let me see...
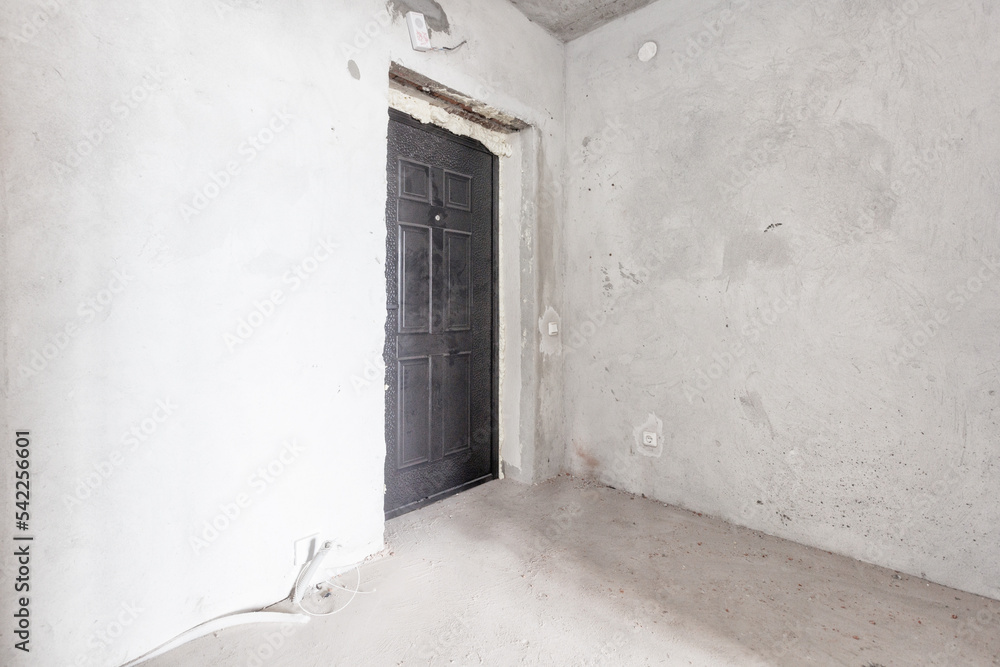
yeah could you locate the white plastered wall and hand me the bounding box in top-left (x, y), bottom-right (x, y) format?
top-left (0, 1), bottom-right (565, 665)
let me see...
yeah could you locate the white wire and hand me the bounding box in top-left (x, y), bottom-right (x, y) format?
top-left (318, 580), bottom-right (376, 594)
top-left (120, 612), bottom-right (309, 666)
top-left (296, 566), bottom-right (362, 617)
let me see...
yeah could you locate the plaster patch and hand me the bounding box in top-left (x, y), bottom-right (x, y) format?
top-left (538, 306), bottom-right (562, 356)
top-left (387, 87), bottom-right (512, 157)
top-left (739, 391), bottom-right (775, 438)
top-left (388, 0), bottom-right (450, 33)
top-left (721, 230), bottom-right (791, 281)
top-left (633, 412), bottom-right (664, 457)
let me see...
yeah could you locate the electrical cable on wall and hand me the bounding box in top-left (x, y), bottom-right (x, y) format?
top-left (291, 541), bottom-right (372, 617)
top-left (432, 40), bottom-right (467, 52)
top-left (119, 613), bottom-right (309, 667)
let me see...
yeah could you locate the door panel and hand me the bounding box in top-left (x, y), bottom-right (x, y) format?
top-left (398, 357), bottom-right (432, 468)
top-left (398, 224), bottom-right (431, 333)
top-left (444, 230), bottom-right (472, 331)
top-left (399, 160), bottom-right (431, 201)
top-left (384, 109), bottom-right (497, 519)
top-left (445, 171), bottom-right (472, 210)
top-left (441, 352), bottom-right (472, 456)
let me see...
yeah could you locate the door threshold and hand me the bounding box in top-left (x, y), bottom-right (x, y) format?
top-left (385, 473), bottom-right (495, 520)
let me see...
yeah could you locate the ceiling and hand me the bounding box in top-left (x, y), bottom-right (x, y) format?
top-left (508, 0), bottom-right (661, 42)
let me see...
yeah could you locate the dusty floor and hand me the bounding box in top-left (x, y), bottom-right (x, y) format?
top-left (143, 476), bottom-right (1000, 666)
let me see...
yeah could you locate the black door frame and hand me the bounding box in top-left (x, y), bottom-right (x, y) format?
top-left (384, 108), bottom-right (500, 519)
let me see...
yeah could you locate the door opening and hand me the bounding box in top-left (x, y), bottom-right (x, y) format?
top-left (383, 108), bottom-right (499, 519)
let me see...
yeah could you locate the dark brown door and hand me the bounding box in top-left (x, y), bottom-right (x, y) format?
top-left (384, 109), bottom-right (497, 519)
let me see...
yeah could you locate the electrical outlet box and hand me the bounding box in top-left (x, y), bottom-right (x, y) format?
top-left (405, 11), bottom-right (432, 51)
top-left (294, 533), bottom-right (318, 566)
top-left (642, 431), bottom-right (657, 448)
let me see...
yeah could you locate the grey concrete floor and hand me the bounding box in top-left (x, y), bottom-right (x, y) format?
top-left (143, 476), bottom-right (1000, 666)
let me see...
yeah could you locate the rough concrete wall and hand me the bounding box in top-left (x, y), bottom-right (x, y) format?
top-left (0, 0), bottom-right (563, 664)
top-left (503, 124), bottom-right (568, 484)
top-left (534, 124), bottom-right (569, 481)
top-left (507, 0), bottom-right (661, 42)
top-left (564, 0), bottom-right (1000, 599)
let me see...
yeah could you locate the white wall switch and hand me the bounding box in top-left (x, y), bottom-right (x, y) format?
top-left (548, 321), bottom-right (559, 336)
top-left (405, 11), bottom-right (432, 52)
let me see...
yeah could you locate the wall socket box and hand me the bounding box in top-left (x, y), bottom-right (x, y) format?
top-left (294, 533), bottom-right (319, 566)
top-left (642, 431), bottom-right (657, 448)
top-left (405, 11), bottom-right (432, 51)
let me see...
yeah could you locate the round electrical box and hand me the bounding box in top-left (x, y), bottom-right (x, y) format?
top-left (638, 41), bottom-right (657, 62)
